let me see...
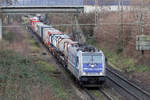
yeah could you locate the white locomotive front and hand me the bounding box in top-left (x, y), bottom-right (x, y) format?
top-left (28, 16), bottom-right (106, 87)
top-left (79, 51), bottom-right (106, 86)
top-left (67, 45), bottom-right (106, 87)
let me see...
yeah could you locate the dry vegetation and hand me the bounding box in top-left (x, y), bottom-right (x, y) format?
top-left (0, 18), bottom-right (80, 100)
top-left (46, 11), bottom-right (150, 70)
top-left (93, 0), bottom-right (150, 89)
top-left (45, 0), bottom-right (150, 89)
top-left (95, 2), bottom-right (150, 67)
top-left (46, 14), bottom-right (74, 34)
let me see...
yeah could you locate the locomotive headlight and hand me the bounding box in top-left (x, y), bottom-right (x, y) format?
top-left (99, 72), bottom-right (103, 75)
top-left (91, 64), bottom-right (95, 68)
top-left (83, 72), bottom-right (86, 75)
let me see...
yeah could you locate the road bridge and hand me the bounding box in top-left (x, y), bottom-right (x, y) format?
top-left (0, 6), bottom-right (84, 13)
top-left (0, 0), bottom-right (84, 13)
top-left (0, 0), bottom-right (84, 40)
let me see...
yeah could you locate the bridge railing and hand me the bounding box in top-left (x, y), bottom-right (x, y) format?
top-left (0, 0), bottom-right (84, 7)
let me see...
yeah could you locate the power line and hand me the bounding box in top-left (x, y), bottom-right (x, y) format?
top-left (3, 22), bottom-right (150, 28)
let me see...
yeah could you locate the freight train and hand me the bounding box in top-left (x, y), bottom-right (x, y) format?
top-left (25, 16), bottom-right (106, 87)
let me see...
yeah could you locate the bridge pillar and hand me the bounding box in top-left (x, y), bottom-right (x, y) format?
top-left (0, 18), bottom-right (2, 40)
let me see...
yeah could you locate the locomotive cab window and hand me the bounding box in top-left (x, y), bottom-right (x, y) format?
top-left (82, 53), bottom-right (102, 64)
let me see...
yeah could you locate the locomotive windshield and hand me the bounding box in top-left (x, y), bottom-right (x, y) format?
top-left (82, 53), bottom-right (102, 64)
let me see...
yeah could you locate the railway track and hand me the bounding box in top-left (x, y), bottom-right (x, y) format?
top-left (84, 89), bottom-right (99, 100)
top-left (106, 67), bottom-right (150, 100)
top-left (28, 25), bottom-right (150, 100)
top-left (85, 88), bottom-right (116, 100)
top-left (29, 26), bottom-right (119, 100)
top-left (100, 89), bottom-right (115, 100)
top-left (28, 27), bottom-right (102, 100)
top-left (84, 89), bottom-right (115, 100)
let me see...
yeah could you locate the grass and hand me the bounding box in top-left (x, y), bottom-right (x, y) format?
top-left (127, 65), bottom-right (149, 73)
top-left (49, 77), bottom-right (70, 99)
top-left (87, 37), bottom-right (97, 46)
top-left (36, 60), bottom-right (56, 72)
top-left (27, 35), bottom-right (74, 100)
top-left (0, 49), bottom-right (74, 100)
top-left (0, 50), bottom-right (38, 99)
top-left (29, 39), bottom-right (40, 52)
top-left (0, 23), bottom-right (78, 99)
top-left (0, 32), bottom-right (76, 100)
top-left (93, 90), bottom-right (104, 100)
top-left (101, 47), bottom-right (149, 73)
top-left (35, 60), bottom-right (73, 100)
top-left (87, 38), bottom-right (149, 73)
top-left (3, 31), bottom-right (16, 42)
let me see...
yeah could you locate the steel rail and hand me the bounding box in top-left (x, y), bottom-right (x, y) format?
top-left (28, 26), bottom-right (100, 100)
top-left (106, 67), bottom-right (150, 100)
top-left (23, 21), bottom-right (150, 100)
top-left (84, 89), bottom-right (99, 100)
top-left (99, 89), bottom-right (115, 100)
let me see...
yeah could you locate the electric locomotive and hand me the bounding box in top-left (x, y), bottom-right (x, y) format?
top-left (27, 16), bottom-right (106, 87)
top-left (67, 45), bottom-right (106, 87)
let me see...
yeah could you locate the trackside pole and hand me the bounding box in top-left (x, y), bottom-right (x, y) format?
top-left (0, 18), bottom-right (2, 40)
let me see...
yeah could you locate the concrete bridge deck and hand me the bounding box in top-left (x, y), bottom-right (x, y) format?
top-left (0, 6), bottom-right (84, 13)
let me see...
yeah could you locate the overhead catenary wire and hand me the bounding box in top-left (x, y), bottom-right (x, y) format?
top-left (3, 0), bottom-right (150, 49)
top-left (2, 22), bottom-right (150, 27)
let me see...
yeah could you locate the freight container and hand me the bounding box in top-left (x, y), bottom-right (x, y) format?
top-left (34, 22), bottom-right (43, 34)
top-left (37, 24), bottom-right (51, 38)
top-left (51, 34), bottom-right (70, 49)
top-left (43, 28), bottom-right (51, 45)
top-left (58, 39), bottom-right (78, 56)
